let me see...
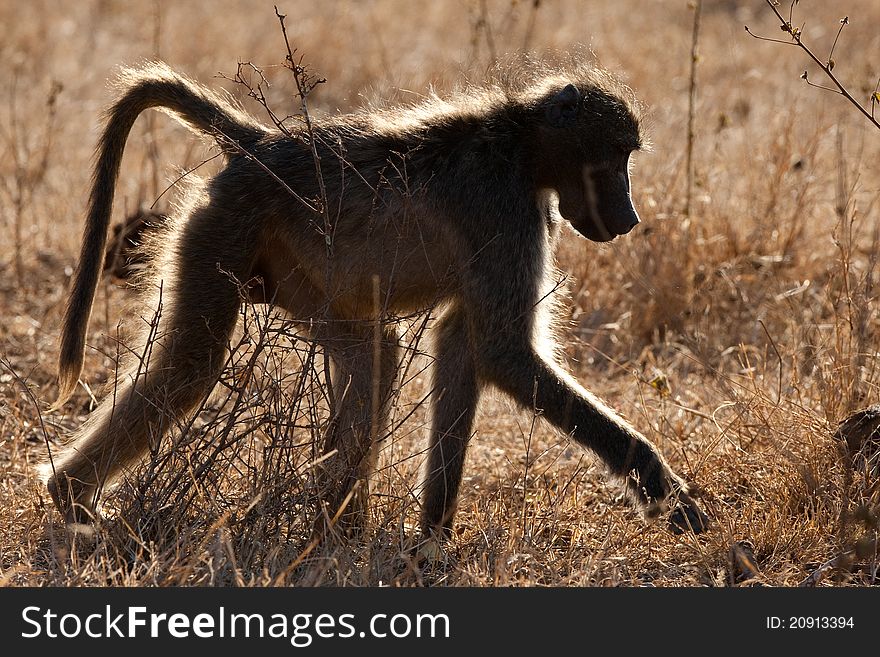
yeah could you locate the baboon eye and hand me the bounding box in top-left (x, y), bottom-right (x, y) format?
top-left (605, 151), bottom-right (628, 170)
top-left (616, 148), bottom-right (637, 167)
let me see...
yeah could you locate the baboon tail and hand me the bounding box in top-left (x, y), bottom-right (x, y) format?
top-left (55, 62), bottom-right (267, 407)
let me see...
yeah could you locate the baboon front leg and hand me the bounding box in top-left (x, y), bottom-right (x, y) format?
top-left (317, 326), bottom-right (400, 531)
top-left (481, 344), bottom-right (708, 533)
top-left (420, 306), bottom-right (479, 539)
top-left (47, 206), bottom-right (247, 523)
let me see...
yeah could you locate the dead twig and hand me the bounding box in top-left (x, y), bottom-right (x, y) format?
top-left (745, 1), bottom-right (880, 131)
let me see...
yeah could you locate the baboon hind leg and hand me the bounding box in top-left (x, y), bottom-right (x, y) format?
top-left (47, 205), bottom-right (248, 523)
top-left (316, 324), bottom-right (400, 533)
top-left (420, 305), bottom-right (480, 540)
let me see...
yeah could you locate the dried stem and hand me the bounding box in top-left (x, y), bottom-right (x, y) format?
top-left (684, 0), bottom-right (702, 218)
top-left (746, 1), bottom-right (880, 131)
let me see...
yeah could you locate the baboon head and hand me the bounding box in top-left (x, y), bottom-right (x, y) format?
top-left (537, 81), bottom-right (643, 243)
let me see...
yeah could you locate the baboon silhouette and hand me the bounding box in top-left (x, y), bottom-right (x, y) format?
top-left (47, 61), bottom-right (708, 544)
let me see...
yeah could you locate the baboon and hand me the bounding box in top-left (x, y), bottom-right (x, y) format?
top-left (47, 61), bottom-right (708, 544)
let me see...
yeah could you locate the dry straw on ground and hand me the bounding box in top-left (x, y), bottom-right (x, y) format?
top-left (0, 0), bottom-right (878, 586)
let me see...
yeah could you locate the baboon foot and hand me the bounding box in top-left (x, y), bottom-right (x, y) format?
top-left (666, 490), bottom-right (709, 535)
top-left (412, 534), bottom-right (456, 585)
top-left (415, 534), bottom-right (445, 566)
top-left (46, 472), bottom-right (98, 528)
top-left (317, 479), bottom-right (371, 539)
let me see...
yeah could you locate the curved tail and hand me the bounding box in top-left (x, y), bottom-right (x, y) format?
top-left (55, 62), bottom-right (267, 406)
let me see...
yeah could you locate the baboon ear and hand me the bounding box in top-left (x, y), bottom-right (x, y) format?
top-left (545, 83), bottom-right (581, 128)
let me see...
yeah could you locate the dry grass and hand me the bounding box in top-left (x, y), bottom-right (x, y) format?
top-left (1, 0), bottom-right (879, 587)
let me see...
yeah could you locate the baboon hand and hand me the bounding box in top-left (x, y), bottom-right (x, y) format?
top-left (667, 489), bottom-right (709, 534)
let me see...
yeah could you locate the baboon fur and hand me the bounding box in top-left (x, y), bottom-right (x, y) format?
top-left (47, 60), bottom-right (708, 541)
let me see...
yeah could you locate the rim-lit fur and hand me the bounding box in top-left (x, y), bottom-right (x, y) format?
top-left (47, 60), bottom-right (706, 538)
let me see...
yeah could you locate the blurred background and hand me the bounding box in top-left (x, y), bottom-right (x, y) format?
top-left (1, 0), bottom-right (878, 586)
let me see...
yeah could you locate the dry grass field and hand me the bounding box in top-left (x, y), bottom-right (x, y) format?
top-left (1, 0), bottom-right (879, 587)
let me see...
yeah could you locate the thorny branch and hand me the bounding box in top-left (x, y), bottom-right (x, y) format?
top-left (745, 0), bottom-right (880, 131)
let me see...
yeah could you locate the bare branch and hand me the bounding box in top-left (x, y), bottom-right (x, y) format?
top-left (749, 0), bottom-right (880, 131)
